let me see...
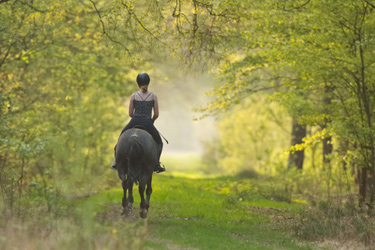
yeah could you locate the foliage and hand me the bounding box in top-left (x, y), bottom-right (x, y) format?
top-left (195, 0), bottom-right (375, 205)
top-left (2, 0), bottom-right (375, 248)
top-left (89, 0), bottom-right (247, 70)
top-left (208, 94), bottom-right (291, 175)
top-left (0, 0), bottom-right (141, 215)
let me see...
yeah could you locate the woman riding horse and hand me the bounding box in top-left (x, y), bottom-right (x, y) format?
top-left (112, 72), bottom-right (165, 173)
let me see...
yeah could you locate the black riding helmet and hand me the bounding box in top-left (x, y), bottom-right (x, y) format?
top-left (136, 72), bottom-right (150, 87)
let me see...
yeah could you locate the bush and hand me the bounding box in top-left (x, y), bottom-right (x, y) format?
top-left (292, 199), bottom-right (375, 248)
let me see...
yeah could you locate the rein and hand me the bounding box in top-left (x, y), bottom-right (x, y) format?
top-left (159, 132), bottom-right (169, 144)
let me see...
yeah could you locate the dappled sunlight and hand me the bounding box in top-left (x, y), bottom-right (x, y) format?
top-left (2, 0), bottom-right (375, 249)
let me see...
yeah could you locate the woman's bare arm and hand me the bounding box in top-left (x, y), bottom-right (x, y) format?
top-left (152, 94), bottom-right (159, 122)
top-left (129, 94), bottom-right (135, 117)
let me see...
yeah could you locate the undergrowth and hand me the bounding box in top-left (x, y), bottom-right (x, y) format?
top-left (1, 152), bottom-right (374, 250)
top-left (290, 199), bottom-right (375, 248)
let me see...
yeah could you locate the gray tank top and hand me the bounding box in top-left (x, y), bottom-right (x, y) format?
top-left (133, 92), bottom-right (154, 119)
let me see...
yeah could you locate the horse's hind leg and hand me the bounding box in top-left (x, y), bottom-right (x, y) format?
top-left (121, 178), bottom-right (127, 209)
top-left (139, 182), bottom-right (148, 219)
top-left (139, 177), bottom-right (152, 219)
top-left (123, 178), bottom-right (134, 216)
top-left (146, 176), bottom-right (152, 205)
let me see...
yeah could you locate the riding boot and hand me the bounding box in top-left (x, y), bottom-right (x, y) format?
top-left (154, 143), bottom-right (166, 173)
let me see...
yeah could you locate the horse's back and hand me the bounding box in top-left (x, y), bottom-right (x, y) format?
top-left (116, 128), bottom-right (158, 167)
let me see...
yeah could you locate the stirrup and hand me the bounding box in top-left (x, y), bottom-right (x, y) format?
top-left (155, 162), bottom-right (166, 173)
top-left (110, 160), bottom-right (117, 170)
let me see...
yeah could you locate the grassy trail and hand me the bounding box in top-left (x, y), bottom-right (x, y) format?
top-left (75, 173), bottom-right (323, 250)
top-left (146, 175), bottom-right (316, 250)
top-left (1, 154), bottom-right (327, 250)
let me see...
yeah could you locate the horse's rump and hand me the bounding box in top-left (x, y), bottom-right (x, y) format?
top-left (116, 128), bottom-right (157, 184)
top-left (127, 135), bottom-right (143, 183)
top-left (128, 135), bottom-right (144, 161)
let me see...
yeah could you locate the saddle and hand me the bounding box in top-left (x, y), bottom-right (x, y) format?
top-left (132, 125), bottom-right (148, 131)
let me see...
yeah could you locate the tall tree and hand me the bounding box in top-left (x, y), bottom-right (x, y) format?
top-left (288, 119), bottom-right (306, 170)
top-left (172, 0), bottom-right (375, 204)
top-left (0, 0), bottom-right (144, 213)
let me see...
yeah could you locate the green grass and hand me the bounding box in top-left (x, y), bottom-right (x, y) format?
top-left (61, 153), bottom-right (324, 249)
top-left (0, 154), bottom-right (328, 250)
top-left (66, 173), bottom-right (322, 250)
top-left (147, 175), bottom-right (320, 250)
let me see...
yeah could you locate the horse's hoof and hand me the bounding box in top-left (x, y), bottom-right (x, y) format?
top-left (122, 206), bottom-right (132, 217)
top-left (140, 208), bottom-right (148, 219)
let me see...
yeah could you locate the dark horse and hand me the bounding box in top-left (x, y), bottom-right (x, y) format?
top-left (116, 128), bottom-right (158, 218)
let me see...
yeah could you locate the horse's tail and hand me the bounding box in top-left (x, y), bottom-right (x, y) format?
top-left (128, 135), bottom-right (144, 184)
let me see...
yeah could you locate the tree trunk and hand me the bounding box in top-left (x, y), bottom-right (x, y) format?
top-left (337, 140), bottom-right (349, 171)
top-left (288, 119), bottom-right (307, 170)
top-left (359, 167), bottom-right (367, 206)
top-left (322, 83), bottom-right (333, 167)
top-left (322, 133), bottom-right (333, 164)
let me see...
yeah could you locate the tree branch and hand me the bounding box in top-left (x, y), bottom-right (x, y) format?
top-left (121, 2), bottom-right (166, 46)
top-left (0, 42), bottom-right (15, 69)
top-left (89, 0), bottom-right (131, 55)
top-left (278, 0), bottom-right (311, 11)
top-left (362, 0), bottom-right (375, 9)
top-left (246, 84), bottom-right (285, 94)
top-left (121, 1), bottom-right (182, 58)
top-left (16, 0), bottom-right (47, 12)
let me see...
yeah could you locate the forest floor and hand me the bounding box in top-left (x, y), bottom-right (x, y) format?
top-left (90, 175), bottom-right (321, 250)
top-left (0, 154), bottom-right (369, 250)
